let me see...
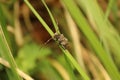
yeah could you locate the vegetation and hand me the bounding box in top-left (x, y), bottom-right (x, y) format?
top-left (0, 0), bottom-right (120, 80)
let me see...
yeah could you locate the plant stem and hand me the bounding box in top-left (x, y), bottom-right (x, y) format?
top-left (24, 0), bottom-right (54, 37)
top-left (24, 0), bottom-right (90, 80)
top-left (62, 0), bottom-right (120, 79)
top-left (0, 5), bottom-right (22, 80)
top-left (41, 0), bottom-right (60, 33)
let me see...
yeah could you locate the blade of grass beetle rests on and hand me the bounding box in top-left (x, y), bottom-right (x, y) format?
top-left (24, 0), bottom-right (90, 80)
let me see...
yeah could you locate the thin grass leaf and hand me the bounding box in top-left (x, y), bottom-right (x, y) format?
top-left (105, 0), bottom-right (116, 21)
top-left (0, 5), bottom-right (22, 80)
top-left (79, 0), bottom-right (120, 70)
top-left (24, 0), bottom-right (90, 80)
top-left (0, 4), bottom-right (13, 25)
top-left (62, 49), bottom-right (90, 80)
top-left (78, 0), bottom-right (120, 69)
top-left (42, 1), bottom-right (79, 79)
top-left (41, 0), bottom-right (60, 33)
top-left (24, 0), bottom-right (54, 37)
top-left (62, 0), bottom-right (120, 80)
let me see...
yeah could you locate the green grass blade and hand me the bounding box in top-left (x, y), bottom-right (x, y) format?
top-left (62, 49), bottom-right (90, 80)
top-left (41, 0), bottom-right (60, 33)
top-left (62, 0), bottom-right (120, 79)
top-left (79, 0), bottom-right (120, 71)
top-left (105, 0), bottom-right (116, 21)
top-left (78, 0), bottom-right (120, 69)
top-left (24, 0), bottom-right (54, 37)
top-left (0, 5), bottom-right (22, 80)
top-left (24, 0), bottom-right (90, 80)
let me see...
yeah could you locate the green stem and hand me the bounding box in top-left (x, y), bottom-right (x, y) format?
top-left (24, 0), bottom-right (54, 37)
top-left (41, 0), bottom-right (60, 33)
top-left (24, 0), bottom-right (90, 80)
top-left (62, 48), bottom-right (90, 80)
top-left (0, 5), bottom-right (22, 80)
top-left (62, 0), bottom-right (120, 79)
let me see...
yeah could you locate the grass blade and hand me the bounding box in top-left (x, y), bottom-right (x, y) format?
top-left (24, 0), bottom-right (54, 37)
top-left (0, 5), bottom-right (22, 80)
top-left (24, 0), bottom-right (90, 80)
top-left (105, 0), bottom-right (116, 21)
top-left (61, 0), bottom-right (120, 79)
top-left (79, 0), bottom-right (120, 72)
top-left (41, 0), bottom-right (60, 33)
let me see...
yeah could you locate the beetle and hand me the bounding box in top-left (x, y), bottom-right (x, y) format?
top-left (53, 32), bottom-right (68, 49)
